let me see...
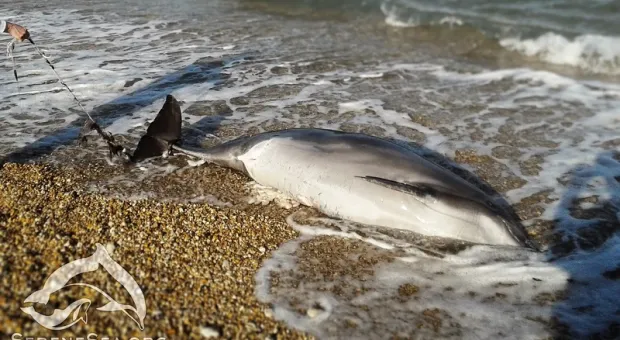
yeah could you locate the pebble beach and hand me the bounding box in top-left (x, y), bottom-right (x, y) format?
top-left (0, 162), bottom-right (307, 339)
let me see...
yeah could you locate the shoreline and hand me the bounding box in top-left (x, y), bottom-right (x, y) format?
top-left (0, 163), bottom-right (309, 339)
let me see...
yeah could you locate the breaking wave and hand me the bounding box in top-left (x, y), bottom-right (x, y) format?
top-left (500, 33), bottom-right (620, 75)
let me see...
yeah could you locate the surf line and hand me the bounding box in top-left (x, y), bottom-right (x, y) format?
top-left (6, 37), bottom-right (129, 158)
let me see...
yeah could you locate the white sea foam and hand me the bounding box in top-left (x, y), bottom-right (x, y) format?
top-left (437, 16), bottom-right (463, 27)
top-left (378, 0), bottom-right (587, 35)
top-left (500, 33), bottom-right (620, 75)
top-left (245, 182), bottom-right (300, 209)
top-left (256, 212), bottom-right (570, 339)
top-left (430, 66), bottom-right (620, 203)
top-left (381, 3), bottom-right (419, 28)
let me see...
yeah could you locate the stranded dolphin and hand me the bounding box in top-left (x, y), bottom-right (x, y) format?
top-left (128, 95), bottom-right (537, 249)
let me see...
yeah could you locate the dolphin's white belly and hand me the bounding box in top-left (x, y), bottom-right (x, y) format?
top-left (237, 137), bottom-right (502, 244)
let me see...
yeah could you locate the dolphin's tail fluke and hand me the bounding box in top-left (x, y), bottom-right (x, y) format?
top-left (130, 94), bottom-right (183, 162)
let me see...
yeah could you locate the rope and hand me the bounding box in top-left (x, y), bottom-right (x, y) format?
top-left (28, 38), bottom-right (96, 123)
top-left (6, 37), bottom-right (130, 158)
top-left (6, 38), bottom-right (19, 93)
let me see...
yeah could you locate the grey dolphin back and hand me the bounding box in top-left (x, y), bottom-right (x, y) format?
top-left (131, 95), bottom-right (183, 162)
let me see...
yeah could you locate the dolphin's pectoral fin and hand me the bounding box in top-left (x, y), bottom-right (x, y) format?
top-left (358, 175), bottom-right (495, 208)
top-left (356, 176), bottom-right (441, 201)
top-left (131, 95), bottom-right (183, 163)
top-left (357, 175), bottom-right (495, 209)
top-left (358, 176), bottom-right (539, 250)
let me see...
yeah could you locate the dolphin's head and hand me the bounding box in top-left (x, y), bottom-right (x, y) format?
top-left (503, 219), bottom-right (541, 251)
top-left (477, 205), bottom-right (540, 251)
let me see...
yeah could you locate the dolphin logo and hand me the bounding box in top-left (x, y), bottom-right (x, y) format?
top-left (21, 244), bottom-right (146, 330)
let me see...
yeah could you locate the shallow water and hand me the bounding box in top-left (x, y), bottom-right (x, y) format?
top-left (1, 0), bottom-right (619, 338)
